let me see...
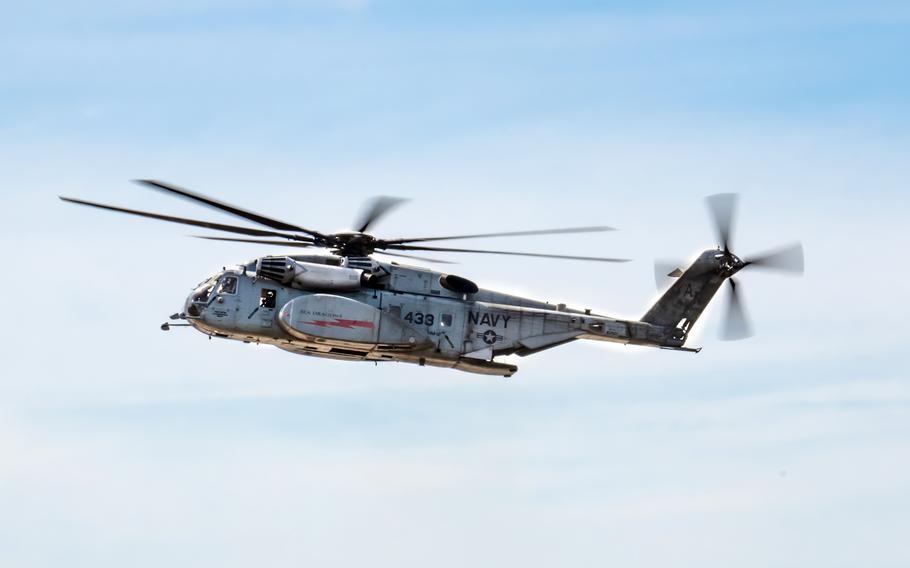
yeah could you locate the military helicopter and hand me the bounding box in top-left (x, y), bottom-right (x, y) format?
top-left (60, 181), bottom-right (803, 377)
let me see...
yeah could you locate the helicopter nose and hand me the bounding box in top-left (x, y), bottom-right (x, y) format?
top-left (185, 293), bottom-right (203, 317)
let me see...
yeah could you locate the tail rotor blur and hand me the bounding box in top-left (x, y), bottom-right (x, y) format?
top-left (705, 193), bottom-right (804, 340)
top-left (651, 194), bottom-right (804, 341)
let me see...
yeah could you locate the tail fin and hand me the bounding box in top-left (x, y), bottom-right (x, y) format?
top-left (641, 250), bottom-right (728, 344)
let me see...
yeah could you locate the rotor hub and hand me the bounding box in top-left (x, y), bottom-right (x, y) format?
top-left (717, 250), bottom-right (746, 277)
top-left (324, 231), bottom-right (380, 257)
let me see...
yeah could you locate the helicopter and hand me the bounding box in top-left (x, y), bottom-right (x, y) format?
top-left (60, 181), bottom-right (804, 377)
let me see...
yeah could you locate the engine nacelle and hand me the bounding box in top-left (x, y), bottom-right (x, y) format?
top-left (257, 256), bottom-right (372, 291)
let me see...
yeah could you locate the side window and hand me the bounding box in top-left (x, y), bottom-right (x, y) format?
top-left (389, 305), bottom-right (401, 318)
top-left (218, 276), bottom-right (238, 295)
top-left (260, 289), bottom-right (277, 309)
top-left (441, 313), bottom-right (453, 327)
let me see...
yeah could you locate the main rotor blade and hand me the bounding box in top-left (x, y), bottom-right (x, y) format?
top-left (745, 242), bottom-right (804, 275)
top-left (385, 243), bottom-right (630, 263)
top-left (135, 179), bottom-right (325, 238)
top-left (192, 236), bottom-right (315, 248)
top-left (194, 237), bottom-right (456, 265)
top-left (705, 193), bottom-right (738, 253)
top-left (375, 251), bottom-right (457, 265)
top-left (384, 225), bottom-right (616, 245)
top-left (721, 278), bottom-right (753, 340)
top-left (355, 196), bottom-right (408, 233)
top-left (59, 197), bottom-right (314, 241)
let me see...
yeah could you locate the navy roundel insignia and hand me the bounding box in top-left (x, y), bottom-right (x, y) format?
top-left (478, 329), bottom-right (502, 345)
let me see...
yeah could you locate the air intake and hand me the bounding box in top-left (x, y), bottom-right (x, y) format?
top-left (257, 256), bottom-right (293, 284)
top-left (344, 256), bottom-right (375, 271)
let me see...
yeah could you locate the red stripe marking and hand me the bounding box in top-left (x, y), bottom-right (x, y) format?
top-left (302, 318), bottom-right (375, 329)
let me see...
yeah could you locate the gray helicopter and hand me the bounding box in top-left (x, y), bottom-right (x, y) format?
top-left (61, 182), bottom-right (803, 377)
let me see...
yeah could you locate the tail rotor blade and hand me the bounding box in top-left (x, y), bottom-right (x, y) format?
top-left (721, 278), bottom-right (753, 340)
top-left (705, 193), bottom-right (738, 252)
top-left (745, 242), bottom-right (804, 275)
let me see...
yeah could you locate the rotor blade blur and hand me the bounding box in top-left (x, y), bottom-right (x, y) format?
top-left (193, 237), bottom-right (455, 264)
top-left (705, 193), bottom-right (738, 252)
top-left (355, 196), bottom-right (408, 233)
top-left (135, 179), bottom-right (325, 238)
top-left (653, 260), bottom-right (684, 289)
top-left (385, 243), bottom-right (630, 262)
top-left (745, 242), bottom-right (805, 275)
top-left (721, 278), bottom-right (753, 340)
top-left (375, 251), bottom-right (458, 264)
top-left (384, 225), bottom-right (617, 245)
top-left (192, 236), bottom-right (314, 248)
top-left (59, 197), bottom-right (314, 241)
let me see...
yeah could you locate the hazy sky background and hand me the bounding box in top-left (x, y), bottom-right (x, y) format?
top-left (1, 1), bottom-right (909, 566)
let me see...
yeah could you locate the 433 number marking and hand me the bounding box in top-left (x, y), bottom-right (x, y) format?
top-left (404, 312), bottom-right (435, 326)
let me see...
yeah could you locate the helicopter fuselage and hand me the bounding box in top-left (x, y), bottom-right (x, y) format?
top-left (179, 255), bottom-right (688, 377)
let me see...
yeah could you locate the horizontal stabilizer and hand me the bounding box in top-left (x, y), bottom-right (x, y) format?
top-left (654, 260), bottom-right (685, 289)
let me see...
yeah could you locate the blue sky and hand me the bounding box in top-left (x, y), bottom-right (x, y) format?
top-left (1, 1), bottom-right (909, 566)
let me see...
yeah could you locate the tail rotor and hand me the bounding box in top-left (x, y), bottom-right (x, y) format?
top-left (651, 194), bottom-right (805, 341)
top-left (704, 193), bottom-right (804, 340)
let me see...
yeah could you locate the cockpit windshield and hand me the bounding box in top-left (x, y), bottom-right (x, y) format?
top-left (191, 276), bottom-right (218, 303)
top-left (190, 273), bottom-right (238, 305)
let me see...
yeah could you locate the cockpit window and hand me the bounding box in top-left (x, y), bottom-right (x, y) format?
top-left (191, 278), bottom-right (217, 303)
top-left (218, 276), bottom-right (238, 295)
